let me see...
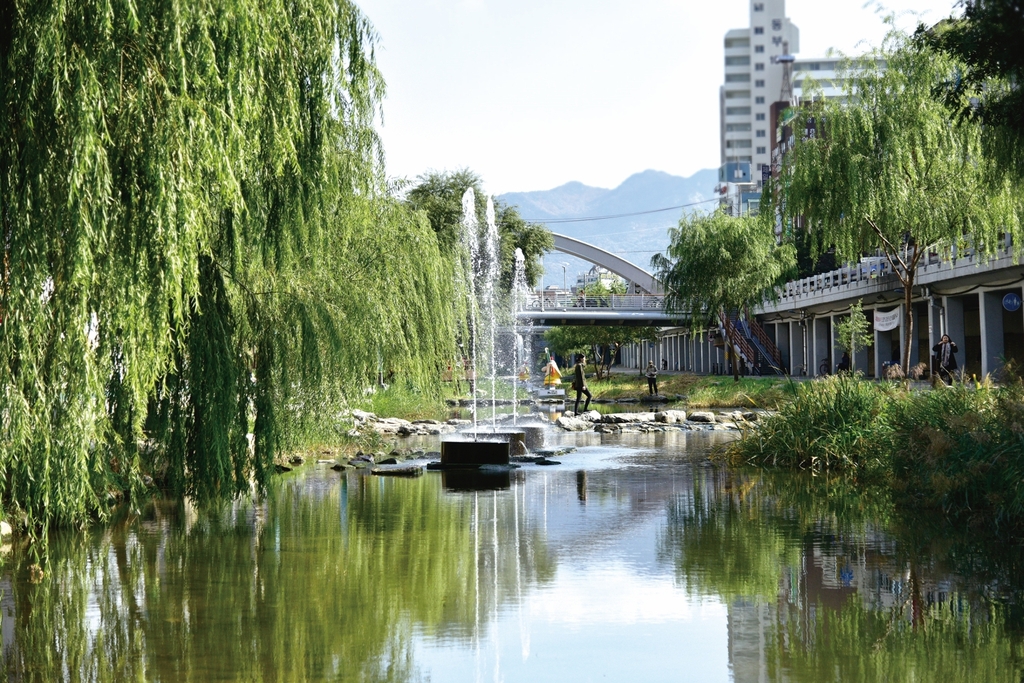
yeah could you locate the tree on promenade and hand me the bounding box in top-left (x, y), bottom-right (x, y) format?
top-left (652, 210), bottom-right (794, 382)
top-left (772, 31), bottom-right (1024, 376)
top-left (0, 0), bottom-right (458, 531)
top-left (919, 1), bottom-right (1024, 179)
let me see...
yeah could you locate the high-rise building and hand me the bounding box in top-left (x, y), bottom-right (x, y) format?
top-left (718, 0), bottom-right (800, 214)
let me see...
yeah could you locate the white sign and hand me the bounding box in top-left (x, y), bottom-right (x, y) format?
top-left (874, 308), bottom-right (900, 332)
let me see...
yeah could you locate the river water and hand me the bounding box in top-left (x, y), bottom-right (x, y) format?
top-left (2, 428), bottom-right (1023, 682)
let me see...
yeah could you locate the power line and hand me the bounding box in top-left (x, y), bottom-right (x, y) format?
top-left (523, 196), bottom-right (720, 224)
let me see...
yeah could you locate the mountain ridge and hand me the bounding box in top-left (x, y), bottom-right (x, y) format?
top-left (497, 168), bottom-right (718, 288)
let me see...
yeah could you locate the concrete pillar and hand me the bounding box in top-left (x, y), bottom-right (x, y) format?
top-left (814, 317), bottom-right (830, 376)
top-left (830, 315), bottom-right (845, 373)
top-left (944, 295), bottom-right (966, 366)
top-left (981, 290), bottom-right (1004, 377)
top-left (777, 322), bottom-right (792, 373)
top-left (790, 321), bottom-right (805, 376)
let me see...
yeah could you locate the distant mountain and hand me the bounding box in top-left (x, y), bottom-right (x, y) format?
top-left (498, 168), bottom-right (718, 289)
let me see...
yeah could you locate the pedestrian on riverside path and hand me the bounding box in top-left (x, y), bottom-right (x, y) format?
top-left (645, 360), bottom-right (659, 396)
top-left (933, 334), bottom-right (958, 385)
top-left (572, 355), bottom-right (592, 415)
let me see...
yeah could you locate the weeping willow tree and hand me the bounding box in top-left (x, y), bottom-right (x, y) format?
top-left (0, 0), bottom-right (458, 531)
top-left (771, 29), bottom-right (1024, 375)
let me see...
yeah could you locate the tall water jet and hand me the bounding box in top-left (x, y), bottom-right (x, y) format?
top-left (461, 188), bottom-right (480, 437)
top-left (511, 248), bottom-right (530, 426)
top-left (483, 197), bottom-right (500, 429)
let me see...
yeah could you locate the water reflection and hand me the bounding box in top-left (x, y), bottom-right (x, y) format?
top-left (1, 435), bottom-right (1023, 682)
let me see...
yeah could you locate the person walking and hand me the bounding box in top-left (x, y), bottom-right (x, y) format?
top-left (645, 360), bottom-right (659, 396)
top-left (933, 334), bottom-right (958, 385)
top-left (572, 355), bottom-right (592, 415)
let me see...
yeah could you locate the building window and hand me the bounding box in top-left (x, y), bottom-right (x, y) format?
top-left (725, 56), bottom-right (750, 66)
top-left (755, 112), bottom-right (766, 120)
top-left (755, 45), bottom-right (765, 53)
top-left (753, 26), bottom-right (764, 35)
top-left (756, 129), bottom-right (766, 137)
top-left (755, 96), bottom-right (765, 104)
top-left (725, 106), bottom-right (751, 115)
top-left (756, 146), bottom-right (767, 154)
top-left (754, 79), bottom-right (765, 87)
top-left (725, 90), bottom-right (751, 99)
top-left (726, 139), bottom-right (753, 148)
top-left (755, 63), bottom-right (765, 71)
top-left (753, 2), bottom-right (764, 10)
top-left (726, 123), bottom-right (752, 132)
top-left (725, 37), bottom-right (750, 48)
top-left (772, 19), bottom-right (782, 30)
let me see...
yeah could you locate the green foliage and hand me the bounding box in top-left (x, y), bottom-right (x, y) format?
top-left (730, 374), bottom-right (1024, 526)
top-left (652, 209), bottom-right (795, 327)
top-left (919, 2), bottom-right (1024, 179)
top-left (727, 375), bottom-right (894, 474)
top-left (405, 169), bottom-right (553, 288)
top-left (834, 300), bottom-right (873, 357)
top-left (0, 0), bottom-right (459, 532)
top-left (772, 30), bottom-right (1024, 372)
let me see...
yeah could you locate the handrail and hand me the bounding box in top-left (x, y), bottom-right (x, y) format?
top-left (745, 316), bottom-right (783, 367)
top-left (720, 312), bottom-right (758, 367)
top-left (525, 294), bottom-right (667, 311)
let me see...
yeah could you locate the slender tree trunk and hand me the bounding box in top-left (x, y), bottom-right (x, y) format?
top-left (902, 269), bottom-right (915, 377)
top-left (732, 342), bottom-right (741, 382)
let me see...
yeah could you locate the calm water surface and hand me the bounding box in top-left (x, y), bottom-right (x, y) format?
top-left (3, 429), bottom-right (1024, 682)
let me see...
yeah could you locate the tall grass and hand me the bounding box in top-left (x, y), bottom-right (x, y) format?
top-left (728, 375), bottom-right (1024, 526)
top-left (727, 375), bottom-right (893, 474)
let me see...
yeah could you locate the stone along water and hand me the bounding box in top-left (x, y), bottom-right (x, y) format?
top-left (7, 431), bottom-right (1024, 682)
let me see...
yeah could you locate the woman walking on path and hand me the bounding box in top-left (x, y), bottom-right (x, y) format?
top-left (645, 361), bottom-right (659, 396)
top-left (933, 334), bottom-right (958, 385)
top-left (572, 355), bottom-right (592, 415)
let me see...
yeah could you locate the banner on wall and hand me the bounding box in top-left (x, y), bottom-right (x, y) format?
top-left (874, 308), bottom-right (900, 332)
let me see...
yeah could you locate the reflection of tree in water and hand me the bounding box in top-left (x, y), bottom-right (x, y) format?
top-left (659, 468), bottom-right (1024, 682)
top-left (0, 471), bottom-right (555, 682)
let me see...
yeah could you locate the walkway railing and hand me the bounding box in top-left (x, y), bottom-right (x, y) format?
top-left (523, 294), bottom-right (666, 312)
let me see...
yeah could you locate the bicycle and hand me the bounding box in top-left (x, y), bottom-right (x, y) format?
top-left (818, 359), bottom-right (831, 376)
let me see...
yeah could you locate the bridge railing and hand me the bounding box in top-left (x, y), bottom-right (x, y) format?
top-left (523, 294), bottom-right (666, 311)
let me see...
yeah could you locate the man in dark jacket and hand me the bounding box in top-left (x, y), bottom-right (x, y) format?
top-left (573, 355), bottom-right (592, 415)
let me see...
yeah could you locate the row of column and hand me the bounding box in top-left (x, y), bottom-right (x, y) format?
top-left (617, 285), bottom-right (1024, 379)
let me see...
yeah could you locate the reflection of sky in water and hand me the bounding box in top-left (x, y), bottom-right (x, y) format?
top-left (411, 442), bottom-right (730, 682)
top-left (415, 562), bottom-right (729, 683)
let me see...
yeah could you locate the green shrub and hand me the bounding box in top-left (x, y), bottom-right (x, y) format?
top-left (726, 375), bottom-right (894, 474)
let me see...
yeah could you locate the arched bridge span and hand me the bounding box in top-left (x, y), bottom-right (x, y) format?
top-left (551, 233), bottom-right (664, 295)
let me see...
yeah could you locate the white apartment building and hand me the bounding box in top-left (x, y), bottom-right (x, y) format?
top-left (719, 0), bottom-right (800, 182)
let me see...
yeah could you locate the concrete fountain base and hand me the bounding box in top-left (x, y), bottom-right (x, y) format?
top-left (440, 439), bottom-right (511, 466)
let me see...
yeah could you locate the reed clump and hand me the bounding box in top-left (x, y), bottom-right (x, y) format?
top-left (727, 375), bottom-right (894, 475)
top-left (727, 374), bottom-right (1024, 525)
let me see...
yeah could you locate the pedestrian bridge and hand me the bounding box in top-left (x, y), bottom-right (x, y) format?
top-left (550, 233), bottom-right (665, 295)
top-left (518, 293), bottom-right (687, 326)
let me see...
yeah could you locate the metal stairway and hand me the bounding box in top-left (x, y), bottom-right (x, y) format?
top-left (721, 314), bottom-right (787, 376)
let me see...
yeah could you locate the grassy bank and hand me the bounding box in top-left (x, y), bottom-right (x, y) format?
top-left (726, 375), bottom-right (1024, 527)
top-left (586, 372), bottom-right (794, 409)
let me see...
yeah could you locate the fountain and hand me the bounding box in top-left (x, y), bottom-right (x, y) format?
top-left (440, 189), bottom-right (519, 468)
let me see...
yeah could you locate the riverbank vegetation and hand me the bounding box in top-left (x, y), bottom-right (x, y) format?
top-left (726, 374), bottom-right (1024, 527)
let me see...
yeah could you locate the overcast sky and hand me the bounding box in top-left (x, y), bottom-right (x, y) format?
top-left (358, 0), bottom-right (960, 196)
